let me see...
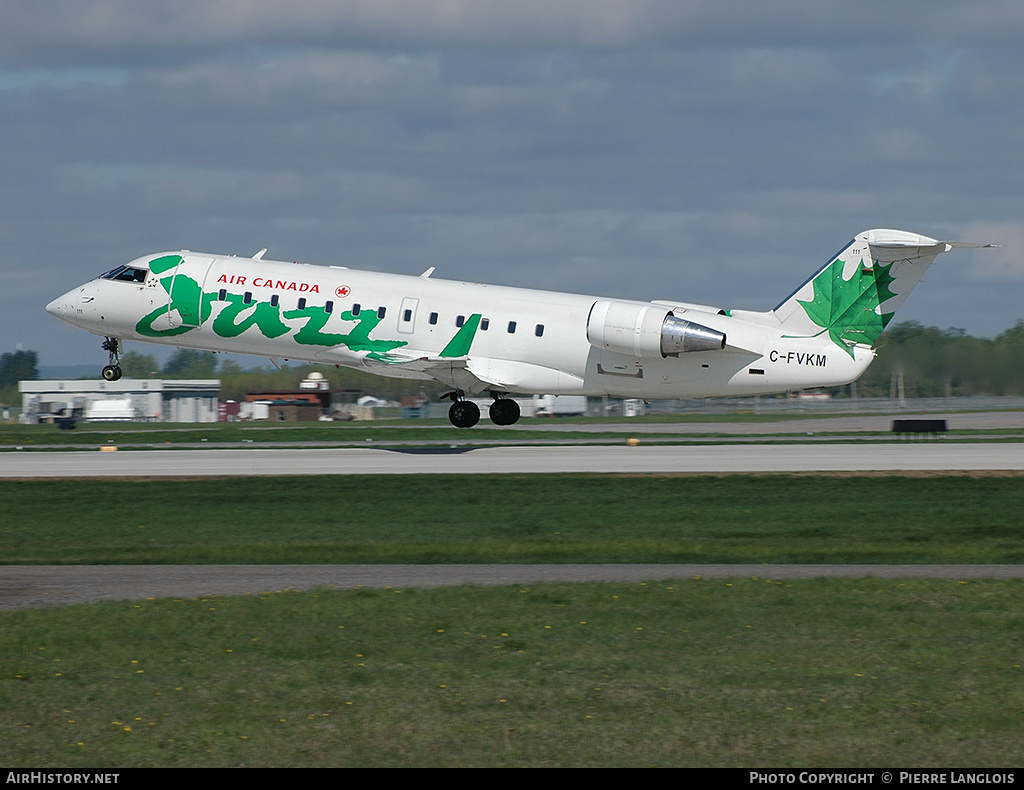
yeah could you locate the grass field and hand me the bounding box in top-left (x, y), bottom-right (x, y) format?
top-left (3, 474), bottom-right (1024, 564)
top-left (3, 578), bottom-right (1023, 767)
top-left (3, 471), bottom-right (1023, 766)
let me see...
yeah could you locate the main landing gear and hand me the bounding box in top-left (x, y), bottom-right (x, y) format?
top-left (443, 391), bottom-right (521, 428)
top-left (101, 337), bottom-right (123, 381)
top-left (448, 399), bottom-right (480, 428)
top-left (488, 394), bottom-right (520, 426)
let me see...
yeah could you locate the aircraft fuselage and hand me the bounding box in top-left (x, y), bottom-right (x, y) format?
top-left (46, 249), bottom-right (871, 400)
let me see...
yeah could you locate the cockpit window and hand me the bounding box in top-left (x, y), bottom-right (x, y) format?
top-left (100, 265), bottom-right (148, 284)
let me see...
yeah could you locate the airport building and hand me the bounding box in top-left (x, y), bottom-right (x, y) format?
top-left (19, 379), bottom-right (221, 423)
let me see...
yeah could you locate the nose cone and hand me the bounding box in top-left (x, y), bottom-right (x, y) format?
top-left (46, 290), bottom-right (82, 327)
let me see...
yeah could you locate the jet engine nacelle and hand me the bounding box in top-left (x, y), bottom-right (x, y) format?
top-left (586, 300), bottom-right (726, 358)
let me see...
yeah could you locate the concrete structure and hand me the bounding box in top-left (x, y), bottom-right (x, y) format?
top-left (240, 372), bottom-right (362, 421)
top-left (19, 379), bottom-right (221, 423)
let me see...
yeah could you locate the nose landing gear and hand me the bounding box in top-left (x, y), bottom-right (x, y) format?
top-left (101, 337), bottom-right (123, 381)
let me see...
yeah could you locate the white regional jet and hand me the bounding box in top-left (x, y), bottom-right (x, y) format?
top-left (46, 229), bottom-right (988, 427)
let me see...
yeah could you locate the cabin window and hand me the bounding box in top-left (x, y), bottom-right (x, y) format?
top-left (218, 288), bottom-right (227, 300)
top-left (429, 312), bottom-right (438, 325)
top-left (481, 318), bottom-right (489, 331)
top-left (403, 309), bottom-right (413, 322)
top-left (243, 292), bottom-right (252, 304)
top-left (270, 295), bottom-right (279, 307)
top-left (508, 321), bottom-right (517, 334)
top-left (535, 324), bottom-right (545, 337)
top-left (297, 297), bottom-right (306, 309)
top-left (456, 315), bottom-right (465, 328)
top-left (377, 306), bottom-right (386, 319)
top-left (352, 303), bottom-right (361, 316)
top-left (325, 300), bottom-right (334, 314)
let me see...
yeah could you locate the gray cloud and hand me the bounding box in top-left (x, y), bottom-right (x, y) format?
top-left (3, 1), bottom-right (1022, 368)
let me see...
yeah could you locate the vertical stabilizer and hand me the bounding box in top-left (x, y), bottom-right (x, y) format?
top-left (773, 229), bottom-right (958, 357)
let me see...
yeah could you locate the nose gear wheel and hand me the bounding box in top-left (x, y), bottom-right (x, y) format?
top-left (101, 338), bottom-right (123, 381)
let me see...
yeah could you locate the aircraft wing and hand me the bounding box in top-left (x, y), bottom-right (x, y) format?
top-left (369, 351), bottom-right (487, 392)
top-left (375, 350), bottom-right (584, 395)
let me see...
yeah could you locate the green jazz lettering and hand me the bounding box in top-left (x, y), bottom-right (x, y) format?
top-left (214, 293), bottom-right (291, 339)
top-left (136, 255), bottom-right (214, 338)
top-left (135, 256), bottom-right (410, 359)
top-left (281, 306), bottom-right (407, 360)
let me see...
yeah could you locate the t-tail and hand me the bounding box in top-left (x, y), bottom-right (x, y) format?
top-left (772, 229), bottom-right (991, 358)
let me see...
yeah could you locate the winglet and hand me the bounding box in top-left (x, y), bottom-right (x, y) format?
top-left (420, 267), bottom-right (435, 278)
top-left (252, 248), bottom-right (268, 260)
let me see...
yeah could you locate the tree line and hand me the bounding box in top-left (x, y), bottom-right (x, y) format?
top-left (851, 320), bottom-right (1024, 398)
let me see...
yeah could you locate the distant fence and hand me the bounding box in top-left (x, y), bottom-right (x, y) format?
top-left (643, 396), bottom-right (1024, 416)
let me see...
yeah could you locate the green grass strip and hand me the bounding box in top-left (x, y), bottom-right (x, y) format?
top-left (3, 474), bottom-right (1023, 564)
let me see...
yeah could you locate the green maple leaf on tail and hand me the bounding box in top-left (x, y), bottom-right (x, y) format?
top-left (797, 257), bottom-right (898, 357)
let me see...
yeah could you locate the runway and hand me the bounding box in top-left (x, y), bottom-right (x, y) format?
top-left (4, 436), bottom-right (1020, 610)
top-left (2, 442), bottom-right (1023, 477)
top-left (4, 564), bottom-right (1024, 610)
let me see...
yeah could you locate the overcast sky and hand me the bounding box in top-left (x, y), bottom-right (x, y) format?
top-left (3, 1), bottom-right (1023, 369)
